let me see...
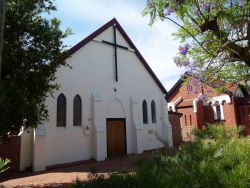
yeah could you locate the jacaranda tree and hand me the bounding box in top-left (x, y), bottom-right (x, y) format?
top-left (0, 0), bottom-right (71, 136)
top-left (143, 0), bottom-right (250, 92)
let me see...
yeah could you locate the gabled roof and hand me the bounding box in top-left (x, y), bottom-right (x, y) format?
top-left (167, 73), bottom-right (186, 98)
top-left (168, 111), bottom-right (182, 116)
top-left (167, 72), bottom-right (249, 98)
top-left (67, 18), bottom-right (167, 94)
top-left (167, 77), bottom-right (184, 98)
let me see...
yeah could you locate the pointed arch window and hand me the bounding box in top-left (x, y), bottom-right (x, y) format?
top-left (151, 100), bottom-right (156, 123)
top-left (142, 100), bottom-right (148, 124)
top-left (215, 101), bottom-right (221, 120)
top-left (73, 95), bottom-right (82, 126)
top-left (184, 115), bottom-right (187, 126)
top-left (57, 93), bottom-right (66, 127)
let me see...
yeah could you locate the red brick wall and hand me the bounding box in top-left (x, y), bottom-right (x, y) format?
top-left (196, 100), bottom-right (205, 129)
top-left (167, 80), bottom-right (250, 137)
top-left (223, 98), bottom-right (238, 127)
top-left (179, 101), bottom-right (238, 128)
top-left (204, 104), bottom-right (215, 124)
top-left (168, 112), bottom-right (182, 147)
top-left (177, 107), bottom-right (196, 127)
top-left (168, 82), bottom-right (239, 129)
top-left (237, 104), bottom-right (250, 135)
top-left (0, 135), bottom-right (21, 172)
top-left (172, 100), bottom-right (240, 140)
top-left (176, 107), bottom-right (197, 141)
top-left (167, 83), bottom-right (218, 103)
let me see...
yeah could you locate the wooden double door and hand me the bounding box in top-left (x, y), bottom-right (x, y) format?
top-left (106, 119), bottom-right (127, 158)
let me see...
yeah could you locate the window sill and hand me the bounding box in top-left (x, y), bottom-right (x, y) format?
top-left (73, 125), bottom-right (82, 127)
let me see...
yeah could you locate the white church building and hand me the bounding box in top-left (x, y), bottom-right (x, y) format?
top-left (19, 18), bottom-right (173, 172)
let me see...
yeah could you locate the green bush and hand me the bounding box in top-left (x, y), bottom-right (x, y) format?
top-left (140, 125), bottom-right (250, 188)
top-left (73, 125), bottom-right (250, 188)
top-left (0, 157), bottom-right (10, 174)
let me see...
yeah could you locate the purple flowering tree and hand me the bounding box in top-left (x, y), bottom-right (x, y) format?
top-left (143, 0), bottom-right (250, 92)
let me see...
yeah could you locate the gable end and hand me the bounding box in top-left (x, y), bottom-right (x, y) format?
top-left (67, 18), bottom-right (167, 94)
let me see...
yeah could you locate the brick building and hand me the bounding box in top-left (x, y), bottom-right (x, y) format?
top-left (168, 111), bottom-right (182, 147)
top-left (167, 76), bottom-right (250, 141)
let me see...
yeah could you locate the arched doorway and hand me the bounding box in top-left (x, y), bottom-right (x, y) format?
top-left (106, 98), bottom-right (127, 158)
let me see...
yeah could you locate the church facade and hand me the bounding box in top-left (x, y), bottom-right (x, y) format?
top-left (167, 76), bottom-right (250, 141)
top-left (18, 18), bottom-right (172, 172)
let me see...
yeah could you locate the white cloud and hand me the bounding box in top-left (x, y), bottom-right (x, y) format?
top-left (55, 0), bottom-right (184, 90)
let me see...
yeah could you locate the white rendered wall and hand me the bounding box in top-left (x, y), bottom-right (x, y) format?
top-left (19, 129), bottom-right (33, 171)
top-left (35, 26), bottom-right (170, 169)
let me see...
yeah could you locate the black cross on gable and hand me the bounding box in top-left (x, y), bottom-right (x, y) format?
top-left (102, 24), bottom-right (129, 82)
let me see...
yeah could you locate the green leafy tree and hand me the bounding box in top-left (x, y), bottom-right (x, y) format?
top-left (0, 0), bottom-right (71, 136)
top-left (143, 0), bottom-right (250, 90)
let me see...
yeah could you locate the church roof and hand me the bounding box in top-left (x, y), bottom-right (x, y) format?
top-left (68, 18), bottom-right (167, 94)
top-left (167, 72), bottom-right (249, 99)
top-left (167, 75), bottom-right (184, 98)
top-left (176, 100), bottom-right (193, 108)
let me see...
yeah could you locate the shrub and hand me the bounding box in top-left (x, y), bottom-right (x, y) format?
top-left (0, 157), bottom-right (10, 174)
top-left (73, 124), bottom-right (250, 188)
top-left (138, 124), bottom-right (250, 188)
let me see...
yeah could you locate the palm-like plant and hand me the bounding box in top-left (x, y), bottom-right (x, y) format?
top-left (0, 157), bottom-right (10, 173)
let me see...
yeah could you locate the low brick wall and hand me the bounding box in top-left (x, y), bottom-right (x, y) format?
top-left (0, 135), bottom-right (21, 172)
top-left (169, 111), bottom-right (182, 148)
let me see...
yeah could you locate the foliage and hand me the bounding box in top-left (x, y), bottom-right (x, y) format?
top-left (0, 0), bottom-right (72, 136)
top-left (143, 0), bottom-right (250, 91)
top-left (159, 125), bottom-right (250, 187)
top-left (73, 125), bottom-right (250, 188)
top-left (0, 157), bottom-right (10, 174)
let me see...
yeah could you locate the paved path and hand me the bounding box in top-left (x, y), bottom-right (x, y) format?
top-left (0, 155), bottom-right (138, 188)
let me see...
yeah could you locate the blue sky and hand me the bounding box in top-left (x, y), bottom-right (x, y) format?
top-left (49, 0), bottom-right (184, 90)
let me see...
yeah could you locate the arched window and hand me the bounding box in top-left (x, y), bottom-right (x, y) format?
top-left (189, 114), bottom-right (192, 125)
top-left (73, 95), bottom-right (82, 126)
top-left (215, 101), bottom-right (221, 120)
top-left (151, 100), bottom-right (156, 123)
top-left (184, 115), bottom-right (187, 126)
top-left (142, 100), bottom-right (148, 124)
top-left (57, 93), bottom-right (66, 127)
